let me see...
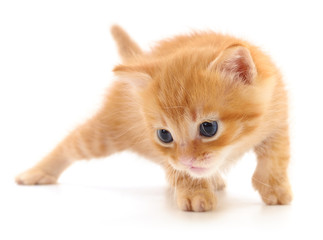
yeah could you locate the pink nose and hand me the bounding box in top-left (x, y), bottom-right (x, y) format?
top-left (179, 157), bottom-right (195, 167)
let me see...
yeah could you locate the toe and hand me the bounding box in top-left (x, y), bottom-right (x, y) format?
top-left (15, 168), bottom-right (57, 185)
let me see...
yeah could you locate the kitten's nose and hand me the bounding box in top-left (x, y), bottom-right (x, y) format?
top-left (179, 156), bottom-right (195, 167)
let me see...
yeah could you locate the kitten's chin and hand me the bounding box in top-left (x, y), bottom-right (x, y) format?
top-left (186, 166), bottom-right (217, 179)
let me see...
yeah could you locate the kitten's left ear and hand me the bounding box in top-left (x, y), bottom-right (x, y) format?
top-left (209, 45), bottom-right (257, 84)
top-left (113, 64), bottom-right (152, 89)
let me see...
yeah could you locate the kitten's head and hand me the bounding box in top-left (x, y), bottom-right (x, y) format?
top-left (114, 45), bottom-right (275, 178)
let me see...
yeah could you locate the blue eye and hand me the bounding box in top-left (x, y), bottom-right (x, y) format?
top-left (157, 129), bottom-right (173, 143)
top-left (200, 121), bottom-right (218, 137)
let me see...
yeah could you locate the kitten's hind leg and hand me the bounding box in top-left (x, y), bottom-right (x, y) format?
top-left (16, 114), bottom-right (115, 185)
top-left (252, 129), bottom-right (293, 205)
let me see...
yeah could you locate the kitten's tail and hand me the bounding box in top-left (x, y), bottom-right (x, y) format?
top-left (110, 25), bottom-right (143, 62)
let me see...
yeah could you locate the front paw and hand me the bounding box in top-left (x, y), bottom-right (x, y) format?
top-left (15, 168), bottom-right (57, 185)
top-left (176, 189), bottom-right (217, 212)
top-left (252, 175), bottom-right (292, 205)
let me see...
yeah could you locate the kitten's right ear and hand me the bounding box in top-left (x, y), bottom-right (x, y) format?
top-left (113, 65), bottom-right (152, 90)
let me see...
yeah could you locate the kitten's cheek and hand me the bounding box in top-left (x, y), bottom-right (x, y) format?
top-left (168, 159), bottom-right (186, 171)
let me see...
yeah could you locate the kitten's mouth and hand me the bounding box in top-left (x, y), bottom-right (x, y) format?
top-left (169, 158), bottom-right (216, 178)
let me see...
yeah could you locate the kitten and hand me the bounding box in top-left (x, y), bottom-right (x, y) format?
top-left (16, 25), bottom-right (292, 212)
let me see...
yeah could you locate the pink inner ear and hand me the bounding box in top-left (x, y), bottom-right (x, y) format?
top-left (227, 54), bottom-right (252, 84)
top-left (215, 46), bottom-right (256, 85)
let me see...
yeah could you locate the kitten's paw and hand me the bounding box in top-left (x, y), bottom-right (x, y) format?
top-left (252, 175), bottom-right (292, 205)
top-left (15, 168), bottom-right (57, 185)
top-left (176, 189), bottom-right (217, 212)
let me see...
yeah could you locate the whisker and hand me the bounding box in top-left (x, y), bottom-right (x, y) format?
top-left (252, 177), bottom-right (272, 188)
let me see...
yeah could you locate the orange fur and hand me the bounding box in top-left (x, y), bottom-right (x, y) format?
top-left (16, 25), bottom-right (292, 212)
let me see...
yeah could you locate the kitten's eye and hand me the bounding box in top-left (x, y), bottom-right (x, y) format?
top-left (157, 129), bottom-right (173, 143)
top-left (200, 121), bottom-right (218, 137)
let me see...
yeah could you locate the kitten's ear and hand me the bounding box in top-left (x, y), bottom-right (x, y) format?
top-left (113, 65), bottom-right (152, 89)
top-left (209, 45), bottom-right (257, 84)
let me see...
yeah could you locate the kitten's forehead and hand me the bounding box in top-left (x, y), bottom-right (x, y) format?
top-left (161, 106), bottom-right (199, 124)
top-left (149, 61), bottom-right (222, 136)
top-left (160, 100), bottom-right (217, 119)
top-left (155, 65), bottom-right (209, 105)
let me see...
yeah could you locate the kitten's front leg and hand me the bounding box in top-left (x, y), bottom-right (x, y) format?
top-left (16, 115), bottom-right (114, 185)
top-left (252, 128), bottom-right (293, 205)
top-left (167, 169), bottom-right (217, 212)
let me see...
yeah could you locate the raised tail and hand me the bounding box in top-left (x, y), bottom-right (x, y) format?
top-left (110, 25), bottom-right (143, 62)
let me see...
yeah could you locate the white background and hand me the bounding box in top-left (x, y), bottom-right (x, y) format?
top-left (1, 0), bottom-right (323, 239)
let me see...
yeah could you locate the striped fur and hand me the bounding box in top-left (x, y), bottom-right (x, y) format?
top-left (16, 25), bottom-right (292, 212)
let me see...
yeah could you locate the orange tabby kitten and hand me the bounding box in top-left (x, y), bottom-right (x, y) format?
top-left (16, 25), bottom-right (292, 212)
